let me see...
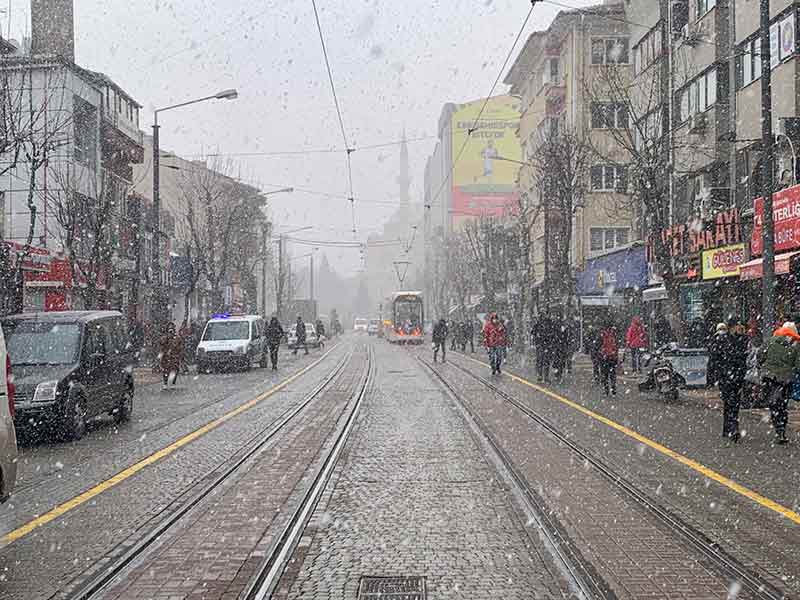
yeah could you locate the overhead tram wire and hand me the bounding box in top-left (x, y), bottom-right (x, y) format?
top-left (425, 0), bottom-right (537, 213)
top-left (310, 0), bottom-right (358, 239)
top-left (195, 135), bottom-right (439, 159)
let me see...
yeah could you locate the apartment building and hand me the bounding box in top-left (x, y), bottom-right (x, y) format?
top-left (504, 2), bottom-right (635, 309)
top-left (0, 0), bottom-right (143, 313)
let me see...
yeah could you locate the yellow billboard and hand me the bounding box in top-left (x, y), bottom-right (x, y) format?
top-left (451, 95), bottom-right (521, 217)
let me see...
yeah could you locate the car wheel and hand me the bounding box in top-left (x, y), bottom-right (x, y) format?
top-left (64, 395), bottom-right (87, 441)
top-left (114, 387), bottom-right (134, 423)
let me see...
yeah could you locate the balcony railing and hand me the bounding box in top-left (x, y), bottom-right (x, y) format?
top-left (101, 107), bottom-right (143, 147)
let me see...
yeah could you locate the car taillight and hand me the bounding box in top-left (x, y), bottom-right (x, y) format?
top-left (5, 354), bottom-right (14, 418)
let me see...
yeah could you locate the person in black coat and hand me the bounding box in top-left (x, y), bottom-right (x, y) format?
top-left (292, 316), bottom-right (308, 356)
top-left (265, 317), bottom-right (285, 370)
top-left (707, 322), bottom-right (747, 441)
top-left (534, 314), bottom-right (553, 383)
top-left (433, 318), bottom-right (449, 363)
top-left (463, 320), bottom-right (475, 353)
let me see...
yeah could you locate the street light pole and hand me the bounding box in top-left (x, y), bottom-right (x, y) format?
top-left (759, 0), bottom-right (776, 336)
top-left (151, 88), bottom-right (238, 328)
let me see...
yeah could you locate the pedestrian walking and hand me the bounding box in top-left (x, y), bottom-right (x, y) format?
top-left (159, 323), bottom-right (183, 387)
top-left (625, 316), bottom-right (648, 373)
top-left (505, 316), bottom-right (515, 354)
top-left (483, 313), bottom-right (507, 375)
top-left (315, 318), bottom-right (326, 349)
top-left (566, 316), bottom-right (580, 374)
top-left (464, 320), bottom-right (475, 353)
top-left (265, 316), bottom-right (284, 370)
top-left (449, 320), bottom-right (458, 351)
top-left (585, 324), bottom-right (602, 384)
top-left (707, 323), bottom-right (747, 441)
top-left (292, 316), bottom-right (309, 355)
top-left (534, 314), bottom-right (553, 383)
top-left (759, 321), bottom-right (800, 444)
top-left (653, 314), bottom-right (674, 349)
top-left (599, 320), bottom-right (619, 396)
top-left (432, 318), bottom-right (448, 363)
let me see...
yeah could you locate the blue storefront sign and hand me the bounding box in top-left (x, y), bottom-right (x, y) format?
top-left (577, 245), bottom-right (648, 296)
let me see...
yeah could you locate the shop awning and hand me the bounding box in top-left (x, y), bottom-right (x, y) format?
top-left (739, 250), bottom-right (800, 281)
top-left (642, 286), bottom-right (668, 302)
top-left (580, 295), bottom-right (625, 307)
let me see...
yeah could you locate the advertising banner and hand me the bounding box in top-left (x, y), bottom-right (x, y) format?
top-left (702, 243), bottom-right (745, 279)
top-left (752, 183), bottom-right (800, 255)
top-left (451, 95), bottom-right (521, 217)
top-left (577, 246), bottom-right (648, 295)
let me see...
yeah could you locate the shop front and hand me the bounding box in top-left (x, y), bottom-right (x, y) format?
top-left (645, 208), bottom-right (744, 344)
top-left (577, 244), bottom-right (648, 334)
top-left (740, 183), bottom-right (800, 328)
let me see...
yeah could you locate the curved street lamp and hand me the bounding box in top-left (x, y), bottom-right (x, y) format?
top-left (151, 89), bottom-right (239, 325)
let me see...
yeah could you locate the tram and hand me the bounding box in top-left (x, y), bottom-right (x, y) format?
top-left (385, 291), bottom-right (424, 344)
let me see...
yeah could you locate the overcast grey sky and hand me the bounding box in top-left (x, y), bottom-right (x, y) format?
top-left (6, 0), bottom-right (597, 273)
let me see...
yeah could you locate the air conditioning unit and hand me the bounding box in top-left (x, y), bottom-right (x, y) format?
top-left (688, 113), bottom-right (708, 134)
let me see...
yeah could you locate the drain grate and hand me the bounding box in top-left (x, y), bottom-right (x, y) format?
top-left (358, 576), bottom-right (427, 599)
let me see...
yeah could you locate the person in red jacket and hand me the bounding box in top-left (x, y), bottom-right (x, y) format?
top-left (625, 316), bottom-right (648, 373)
top-left (600, 320), bottom-right (619, 396)
top-left (483, 313), bottom-right (508, 375)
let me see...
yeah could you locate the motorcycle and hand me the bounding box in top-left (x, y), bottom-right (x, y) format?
top-left (638, 344), bottom-right (681, 401)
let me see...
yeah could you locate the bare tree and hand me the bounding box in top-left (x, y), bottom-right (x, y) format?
top-left (40, 162), bottom-right (120, 309)
top-left (585, 55), bottom-right (718, 335)
top-left (0, 61), bottom-right (73, 312)
top-left (529, 127), bottom-right (592, 308)
top-left (178, 157), bottom-right (266, 312)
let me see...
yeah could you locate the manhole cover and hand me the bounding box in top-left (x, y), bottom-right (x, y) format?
top-left (358, 576), bottom-right (427, 599)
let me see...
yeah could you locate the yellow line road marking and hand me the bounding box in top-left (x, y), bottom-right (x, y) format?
top-left (461, 353), bottom-right (800, 526)
top-left (2, 350), bottom-right (336, 545)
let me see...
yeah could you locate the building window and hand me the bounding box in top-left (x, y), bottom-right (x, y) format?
top-left (737, 10), bottom-right (796, 89)
top-left (591, 37), bottom-right (629, 65)
top-left (73, 96), bottom-right (98, 169)
top-left (590, 227), bottom-right (630, 252)
top-left (697, 0), bottom-right (716, 18)
top-left (679, 67), bottom-right (717, 121)
top-left (591, 102), bottom-right (629, 129)
top-left (590, 165), bottom-right (628, 192)
top-left (633, 23), bottom-right (663, 75)
top-left (542, 56), bottom-right (560, 87)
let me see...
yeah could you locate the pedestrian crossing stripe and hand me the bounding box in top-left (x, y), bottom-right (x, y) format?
top-left (462, 354), bottom-right (800, 527)
top-left (0, 347), bottom-right (339, 547)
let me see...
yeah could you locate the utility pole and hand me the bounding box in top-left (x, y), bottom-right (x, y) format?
top-left (310, 251), bottom-right (315, 305)
top-left (760, 0), bottom-right (776, 335)
top-left (261, 222), bottom-right (270, 316)
top-left (151, 118), bottom-right (163, 328)
top-left (278, 235), bottom-right (284, 321)
top-left (728, 0), bottom-right (737, 211)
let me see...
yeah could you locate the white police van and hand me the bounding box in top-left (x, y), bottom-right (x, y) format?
top-left (196, 314), bottom-right (268, 372)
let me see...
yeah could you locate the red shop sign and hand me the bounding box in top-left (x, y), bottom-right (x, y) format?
top-left (752, 184), bottom-right (800, 254)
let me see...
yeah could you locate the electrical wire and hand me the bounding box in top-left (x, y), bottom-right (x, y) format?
top-left (310, 0), bottom-right (358, 240)
top-left (426, 0), bottom-right (537, 212)
top-left (195, 135), bottom-right (439, 159)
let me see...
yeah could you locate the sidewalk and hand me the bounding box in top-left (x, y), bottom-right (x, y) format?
top-left (505, 350), bottom-right (800, 430)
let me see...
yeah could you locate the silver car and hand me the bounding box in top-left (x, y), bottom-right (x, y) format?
top-left (0, 323), bottom-right (18, 502)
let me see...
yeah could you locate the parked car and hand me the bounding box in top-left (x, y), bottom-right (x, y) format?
top-left (354, 318), bottom-right (368, 333)
top-left (0, 322), bottom-right (18, 502)
top-left (1, 311), bottom-right (135, 441)
top-left (287, 323), bottom-right (321, 349)
top-left (367, 319), bottom-right (381, 336)
top-left (196, 314), bottom-right (268, 372)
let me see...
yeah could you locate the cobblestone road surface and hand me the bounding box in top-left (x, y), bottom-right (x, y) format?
top-left (276, 340), bottom-right (570, 600)
top-left (0, 342), bottom-right (344, 600)
top-left (445, 347), bottom-right (799, 596)
top-left (93, 345), bottom-right (368, 600)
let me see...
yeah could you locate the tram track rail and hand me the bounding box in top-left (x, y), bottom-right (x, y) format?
top-left (241, 345), bottom-right (374, 600)
top-left (61, 347), bottom-right (358, 600)
top-left (425, 355), bottom-right (789, 600)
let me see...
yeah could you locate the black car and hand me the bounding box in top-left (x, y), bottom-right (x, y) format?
top-left (2, 311), bottom-right (135, 441)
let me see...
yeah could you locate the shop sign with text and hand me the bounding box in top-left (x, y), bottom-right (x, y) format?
top-left (702, 243), bottom-right (745, 279)
top-left (752, 183), bottom-right (800, 254)
top-left (647, 208), bottom-right (742, 261)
